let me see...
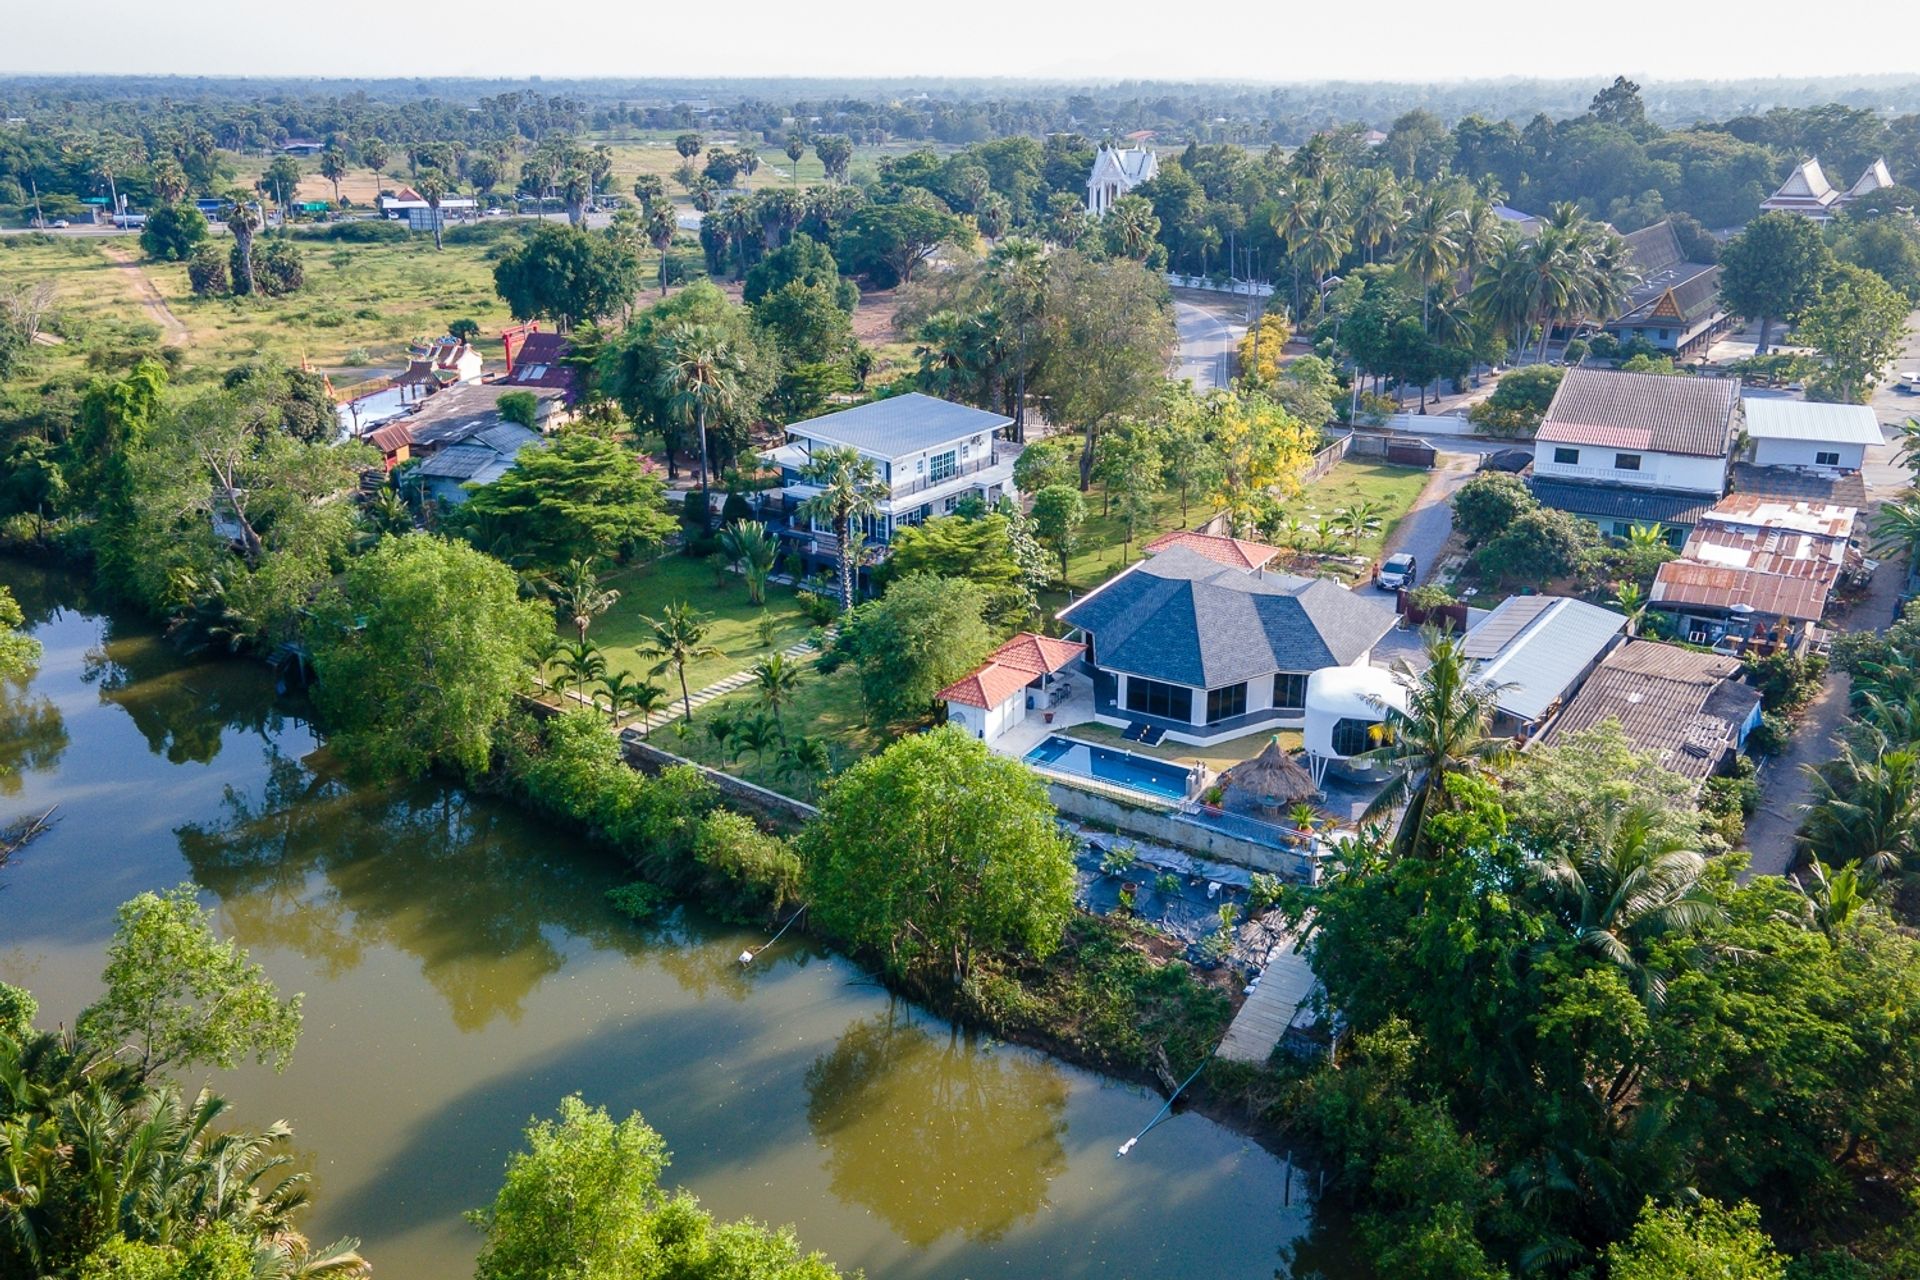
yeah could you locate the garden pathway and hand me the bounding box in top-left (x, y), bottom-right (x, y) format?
top-left (630, 628), bottom-right (835, 734)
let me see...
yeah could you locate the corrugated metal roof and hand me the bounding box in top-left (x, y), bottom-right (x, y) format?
top-left (1742, 397), bottom-right (1885, 445)
top-left (786, 393), bottom-right (1011, 458)
top-left (1650, 560), bottom-right (1830, 622)
top-left (1528, 479), bottom-right (1716, 526)
top-left (1538, 641), bottom-right (1762, 784)
top-left (1729, 462), bottom-right (1867, 507)
top-left (1539, 368), bottom-right (1739, 458)
top-left (1464, 596), bottom-right (1627, 722)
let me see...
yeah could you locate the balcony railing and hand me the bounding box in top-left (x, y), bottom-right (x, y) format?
top-left (886, 447), bottom-right (1017, 499)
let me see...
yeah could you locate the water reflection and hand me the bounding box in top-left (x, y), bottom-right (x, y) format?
top-left (805, 1001), bottom-right (1069, 1246)
top-left (81, 630), bottom-right (298, 766)
top-left (0, 675), bottom-right (67, 794)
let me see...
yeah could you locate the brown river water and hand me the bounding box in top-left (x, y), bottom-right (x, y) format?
top-left (0, 559), bottom-right (1344, 1279)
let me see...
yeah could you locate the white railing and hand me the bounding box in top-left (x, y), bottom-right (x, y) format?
top-left (1166, 273), bottom-right (1275, 297)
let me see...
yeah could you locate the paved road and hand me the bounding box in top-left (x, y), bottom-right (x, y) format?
top-left (1172, 293), bottom-right (1248, 391)
top-left (1378, 449), bottom-right (1481, 581)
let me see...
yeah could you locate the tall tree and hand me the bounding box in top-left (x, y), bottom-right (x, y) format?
top-left (1033, 252), bottom-right (1176, 488)
top-left (657, 322), bottom-right (745, 521)
top-left (797, 446), bottom-right (889, 608)
top-left (639, 601), bottom-right (724, 723)
top-left (1717, 211), bottom-right (1831, 354)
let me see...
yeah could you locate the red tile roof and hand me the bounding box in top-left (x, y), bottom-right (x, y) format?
top-left (1143, 530), bottom-right (1280, 571)
top-left (989, 632), bottom-right (1086, 676)
top-left (938, 632), bottom-right (1086, 709)
top-left (938, 661), bottom-right (1037, 710)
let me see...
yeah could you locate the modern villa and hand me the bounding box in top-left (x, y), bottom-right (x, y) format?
top-left (762, 392), bottom-right (1021, 587)
top-left (1053, 539), bottom-right (1399, 745)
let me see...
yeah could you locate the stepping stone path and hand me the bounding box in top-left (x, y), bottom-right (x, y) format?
top-left (629, 628), bottom-right (835, 735)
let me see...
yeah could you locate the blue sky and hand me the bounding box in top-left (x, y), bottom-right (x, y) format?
top-left (9, 0), bottom-right (1917, 83)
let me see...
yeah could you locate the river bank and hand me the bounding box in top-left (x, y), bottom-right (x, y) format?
top-left (0, 557), bottom-right (1338, 1280)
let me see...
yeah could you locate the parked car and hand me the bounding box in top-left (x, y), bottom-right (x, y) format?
top-left (1478, 448), bottom-right (1532, 474)
top-left (1378, 553), bottom-right (1417, 591)
top-left (1899, 371), bottom-right (1920, 394)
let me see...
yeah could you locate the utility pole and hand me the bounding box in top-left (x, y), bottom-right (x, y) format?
top-left (30, 178), bottom-right (44, 230)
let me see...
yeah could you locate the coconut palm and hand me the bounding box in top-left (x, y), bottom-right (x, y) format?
top-left (1467, 232), bottom-right (1541, 359)
top-left (718, 519), bottom-right (779, 604)
top-left (598, 670), bottom-right (658, 726)
top-left (1362, 627), bottom-right (1515, 858)
top-left (1106, 195), bottom-right (1158, 261)
top-left (752, 652), bottom-right (803, 722)
top-left (1533, 801), bottom-right (1723, 1008)
top-left (1294, 201), bottom-right (1352, 305)
top-left (1871, 499), bottom-right (1920, 566)
top-left (1333, 500), bottom-right (1386, 543)
top-left (543, 557), bottom-right (621, 642)
top-left (1800, 742), bottom-right (1920, 882)
top-left (706, 710), bottom-right (738, 761)
top-left (797, 446), bottom-right (890, 609)
top-left (1891, 417), bottom-right (1920, 480)
top-left (986, 236), bottom-right (1048, 439)
top-left (415, 169), bottom-right (450, 250)
top-left (640, 601), bottom-right (724, 723)
top-left (777, 733), bottom-right (832, 795)
top-left (914, 310), bottom-right (978, 400)
top-left (731, 712), bottom-right (779, 763)
top-left (1402, 194), bottom-right (1463, 331)
top-left (1787, 858), bottom-right (1871, 940)
top-left (657, 322), bottom-right (744, 523)
top-left (558, 640), bottom-right (606, 708)
top-left (1349, 170), bottom-right (1405, 264)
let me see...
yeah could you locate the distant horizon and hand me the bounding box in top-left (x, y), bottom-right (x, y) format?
top-left (9, 0), bottom-right (1920, 86)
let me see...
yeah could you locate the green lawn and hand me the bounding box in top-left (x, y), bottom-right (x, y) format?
top-left (654, 655), bottom-right (880, 795)
top-left (1293, 461), bottom-right (1431, 565)
top-left (1042, 491), bottom-right (1214, 623)
top-left (1063, 722), bottom-right (1302, 773)
top-left (591, 554), bottom-right (820, 696)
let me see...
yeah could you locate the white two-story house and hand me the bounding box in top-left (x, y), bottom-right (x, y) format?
top-left (1528, 368), bottom-right (1741, 543)
top-left (762, 393), bottom-right (1021, 587)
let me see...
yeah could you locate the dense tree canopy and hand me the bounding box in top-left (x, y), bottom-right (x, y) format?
top-left (453, 431), bottom-right (674, 568)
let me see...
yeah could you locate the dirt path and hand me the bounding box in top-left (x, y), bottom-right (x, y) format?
top-left (97, 240), bottom-right (191, 348)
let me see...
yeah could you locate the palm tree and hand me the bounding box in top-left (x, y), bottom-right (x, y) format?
top-left (224, 192), bottom-right (262, 295)
top-left (415, 169), bottom-right (450, 250)
top-left (752, 652), bottom-right (803, 722)
top-left (544, 557), bottom-right (620, 642)
top-left (1612, 582), bottom-right (1649, 637)
top-left (559, 640), bottom-right (607, 708)
top-left (797, 446), bottom-right (889, 609)
top-left (532, 632), bottom-right (565, 689)
top-left (777, 733), bottom-right (832, 796)
top-left (1468, 232), bottom-right (1541, 360)
top-left (599, 670), bottom-right (658, 726)
top-left (1402, 194), bottom-right (1464, 332)
top-left (1801, 742), bottom-right (1920, 882)
top-left (1349, 169), bottom-right (1404, 264)
top-left (657, 323), bottom-right (744, 525)
top-left (1891, 417), bottom-right (1920, 480)
top-left (1295, 201), bottom-right (1352, 305)
top-left (1788, 858), bottom-right (1870, 940)
top-left (1362, 627), bottom-right (1514, 858)
top-left (731, 712), bottom-right (780, 763)
top-left (640, 601), bottom-right (724, 723)
top-left (1872, 499), bottom-right (1920, 567)
top-left (718, 519), bottom-right (779, 604)
top-left (1333, 500), bottom-right (1386, 543)
top-left (986, 236), bottom-right (1048, 440)
top-left (914, 310), bottom-right (978, 400)
top-left (1533, 801), bottom-right (1723, 1008)
top-left (646, 202), bottom-right (677, 295)
top-left (785, 134), bottom-right (806, 183)
top-left (1107, 196), bottom-right (1157, 261)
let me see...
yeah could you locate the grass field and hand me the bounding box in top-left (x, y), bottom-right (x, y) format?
top-left (590, 554), bottom-right (820, 697)
top-left (659, 656), bottom-right (879, 793)
top-left (1294, 461), bottom-right (1431, 564)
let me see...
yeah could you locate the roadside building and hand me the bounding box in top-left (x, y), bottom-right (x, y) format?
top-left (1741, 397), bottom-right (1883, 474)
top-left (1536, 641), bottom-right (1762, 792)
top-left (1461, 595), bottom-right (1629, 738)
top-left (1605, 220), bottom-right (1728, 357)
top-left (1529, 368), bottom-right (1740, 540)
top-left (1086, 145), bottom-right (1158, 216)
top-left (1648, 560), bottom-right (1829, 651)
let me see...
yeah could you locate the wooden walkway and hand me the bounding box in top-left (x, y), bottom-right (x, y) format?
top-left (1216, 927), bottom-right (1316, 1064)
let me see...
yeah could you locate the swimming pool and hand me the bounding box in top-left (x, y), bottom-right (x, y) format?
top-left (1023, 735), bottom-right (1195, 802)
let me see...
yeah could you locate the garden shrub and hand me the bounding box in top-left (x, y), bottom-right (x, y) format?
top-left (692, 809), bottom-right (802, 921)
top-left (186, 243), bottom-right (228, 296)
top-left (1468, 365), bottom-right (1563, 435)
top-left (496, 390), bottom-right (539, 429)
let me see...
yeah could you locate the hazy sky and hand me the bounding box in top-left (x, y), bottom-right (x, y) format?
top-left (10, 0), bottom-right (1920, 83)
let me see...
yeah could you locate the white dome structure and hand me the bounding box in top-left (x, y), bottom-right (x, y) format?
top-left (1304, 666), bottom-right (1408, 762)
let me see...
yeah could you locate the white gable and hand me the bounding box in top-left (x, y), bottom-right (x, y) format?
top-left (1850, 157), bottom-right (1894, 198)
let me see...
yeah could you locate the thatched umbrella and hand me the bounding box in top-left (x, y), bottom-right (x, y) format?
top-left (1220, 736), bottom-right (1320, 818)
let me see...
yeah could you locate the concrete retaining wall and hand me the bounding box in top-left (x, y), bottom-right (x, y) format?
top-left (1046, 781), bottom-right (1314, 880)
top-left (617, 730), bottom-right (819, 832)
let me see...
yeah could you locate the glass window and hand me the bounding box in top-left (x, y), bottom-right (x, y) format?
top-left (1125, 677), bottom-right (1193, 722)
top-left (1615, 452), bottom-right (1642, 471)
top-left (1331, 716), bottom-right (1377, 757)
top-left (1272, 672), bottom-right (1307, 710)
top-left (1815, 450), bottom-right (1841, 466)
top-left (1553, 447), bottom-right (1579, 465)
top-left (929, 451), bottom-right (958, 482)
top-left (1206, 682), bottom-right (1248, 724)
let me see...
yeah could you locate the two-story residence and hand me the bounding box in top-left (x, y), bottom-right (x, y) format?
top-left (762, 393), bottom-right (1021, 585)
top-left (1055, 540), bottom-right (1399, 746)
top-left (1528, 368), bottom-right (1741, 541)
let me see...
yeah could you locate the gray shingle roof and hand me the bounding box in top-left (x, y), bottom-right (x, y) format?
top-left (786, 393), bottom-right (1012, 458)
top-left (1538, 368), bottom-right (1740, 458)
top-left (1528, 479), bottom-right (1716, 526)
top-left (1058, 546), bottom-right (1398, 688)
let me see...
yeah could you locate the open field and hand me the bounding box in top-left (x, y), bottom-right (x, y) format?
top-left (591, 554), bottom-right (820, 695)
top-left (590, 131), bottom-right (957, 199)
top-left (1293, 461), bottom-right (1431, 563)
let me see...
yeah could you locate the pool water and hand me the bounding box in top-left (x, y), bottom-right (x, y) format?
top-left (1024, 735), bottom-right (1195, 801)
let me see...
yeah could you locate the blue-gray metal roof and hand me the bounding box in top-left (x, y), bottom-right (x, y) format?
top-left (1464, 596), bottom-right (1627, 722)
top-left (786, 393), bottom-right (1012, 457)
top-left (1058, 547), bottom-right (1398, 688)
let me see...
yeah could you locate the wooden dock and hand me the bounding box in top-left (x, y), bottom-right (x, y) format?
top-left (1217, 928), bottom-right (1316, 1064)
